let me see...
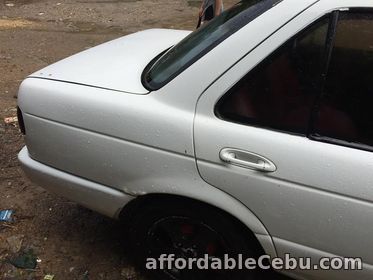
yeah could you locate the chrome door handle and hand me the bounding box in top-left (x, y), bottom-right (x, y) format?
top-left (219, 148), bottom-right (276, 172)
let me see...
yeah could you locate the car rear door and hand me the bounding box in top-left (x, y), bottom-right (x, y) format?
top-left (194, 1), bottom-right (373, 279)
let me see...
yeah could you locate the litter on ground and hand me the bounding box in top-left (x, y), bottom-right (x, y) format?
top-left (0, 210), bottom-right (13, 222)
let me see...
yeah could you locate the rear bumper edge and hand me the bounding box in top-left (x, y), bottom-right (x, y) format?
top-left (18, 146), bottom-right (135, 218)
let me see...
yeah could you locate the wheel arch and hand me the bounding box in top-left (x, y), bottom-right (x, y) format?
top-left (119, 192), bottom-right (278, 258)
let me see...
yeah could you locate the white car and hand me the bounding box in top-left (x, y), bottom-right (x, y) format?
top-left (17, 0), bottom-right (373, 279)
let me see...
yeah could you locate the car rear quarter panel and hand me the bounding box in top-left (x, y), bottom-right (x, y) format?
top-left (18, 0), bottom-right (319, 191)
top-left (18, 0), bottom-right (325, 265)
top-left (19, 78), bottom-right (278, 256)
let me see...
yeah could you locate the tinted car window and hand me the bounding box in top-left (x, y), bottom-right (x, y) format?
top-left (216, 17), bottom-right (330, 134)
top-left (143, 0), bottom-right (281, 90)
top-left (312, 11), bottom-right (373, 148)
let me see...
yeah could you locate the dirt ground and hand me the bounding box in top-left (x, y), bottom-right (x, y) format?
top-left (0, 1), bottom-right (291, 279)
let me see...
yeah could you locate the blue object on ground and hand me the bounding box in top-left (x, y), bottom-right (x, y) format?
top-left (0, 210), bottom-right (13, 222)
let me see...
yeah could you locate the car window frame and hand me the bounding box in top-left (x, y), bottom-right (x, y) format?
top-left (308, 8), bottom-right (373, 153)
top-left (215, 12), bottom-right (335, 136)
top-left (215, 8), bottom-right (373, 153)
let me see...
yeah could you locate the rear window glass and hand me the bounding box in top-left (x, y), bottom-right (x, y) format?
top-left (142, 0), bottom-right (281, 91)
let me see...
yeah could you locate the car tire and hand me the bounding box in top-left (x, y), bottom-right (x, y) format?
top-left (129, 196), bottom-right (268, 280)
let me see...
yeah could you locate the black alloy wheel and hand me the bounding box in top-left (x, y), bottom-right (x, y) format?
top-left (129, 197), bottom-right (266, 280)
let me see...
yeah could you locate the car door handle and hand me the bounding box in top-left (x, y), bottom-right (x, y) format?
top-left (219, 148), bottom-right (276, 172)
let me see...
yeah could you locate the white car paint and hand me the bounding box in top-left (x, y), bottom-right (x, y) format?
top-left (17, 0), bottom-right (373, 279)
top-left (31, 29), bottom-right (190, 94)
